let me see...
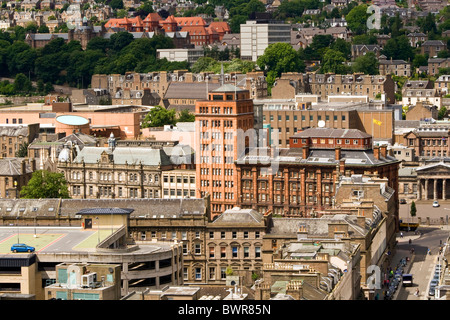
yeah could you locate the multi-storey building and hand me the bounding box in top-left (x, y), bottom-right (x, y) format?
top-left (421, 40), bottom-right (446, 57)
top-left (162, 169), bottom-right (196, 199)
top-left (91, 70), bottom-right (268, 108)
top-left (235, 127), bottom-right (400, 217)
top-left (306, 73), bottom-right (396, 104)
top-left (57, 137), bottom-right (174, 199)
top-left (240, 20), bottom-right (291, 61)
top-left (195, 84), bottom-right (255, 219)
top-left (0, 158), bottom-right (36, 199)
top-left (260, 102), bottom-right (395, 147)
top-left (428, 58), bottom-right (450, 76)
top-left (379, 58), bottom-right (411, 77)
top-left (435, 75), bottom-right (450, 95)
top-left (0, 123), bottom-right (40, 158)
top-left (403, 125), bottom-right (450, 160)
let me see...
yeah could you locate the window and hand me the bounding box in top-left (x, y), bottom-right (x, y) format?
top-left (255, 247), bottom-right (261, 258)
top-left (221, 267), bottom-right (227, 279)
top-left (209, 247), bottom-right (215, 258)
top-left (195, 268), bottom-right (202, 280)
top-left (244, 247), bottom-right (249, 258)
top-left (232, 246), bottom-right (238, 258)
top-left (209, 267), bottom-right (216, 280)
top-left (221, 246), bottom-right (226, 258)
top-left (195, 243), bottom-right (201, 255)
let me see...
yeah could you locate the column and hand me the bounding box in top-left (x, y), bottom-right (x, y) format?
top-left (434, 179), bottom-right (438, 201)
top-left (425, 179), bottom-right (428, 200)
top-left (417, 178), bottom-right (422, 200)
top-left (444, 179), bottom-right (447, 201)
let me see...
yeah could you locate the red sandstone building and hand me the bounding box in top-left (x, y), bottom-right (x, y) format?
top-left (105, 14), bottom-right (230, 45)
top-left (235, 127), bottom-right (400, 220)
top-left (195, 84), bottom-right (254, 219)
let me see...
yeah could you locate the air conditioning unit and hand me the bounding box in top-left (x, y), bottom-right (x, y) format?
top-left (81, 273), bottom-right (97, 288)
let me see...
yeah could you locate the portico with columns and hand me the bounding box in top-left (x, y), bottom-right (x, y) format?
top-left (416, 162), bottom-right (450, 201)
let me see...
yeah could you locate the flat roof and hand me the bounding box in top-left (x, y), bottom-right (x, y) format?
top-left (56, 115), bottom-right (89, 126)
top-left (0, 226), bottom-right (173, 255)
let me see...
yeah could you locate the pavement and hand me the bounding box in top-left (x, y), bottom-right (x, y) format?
top-left (374, 232), bottom-right (421, 300)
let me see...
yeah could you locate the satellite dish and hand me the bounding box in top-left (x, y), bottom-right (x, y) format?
top-left (318, 120), bottom-right (325, 128)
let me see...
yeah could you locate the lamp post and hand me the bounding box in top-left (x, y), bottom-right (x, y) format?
top-left (96, 216), bottom-right (99, 244)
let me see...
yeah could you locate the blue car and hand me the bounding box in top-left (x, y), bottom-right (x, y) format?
top-left (11, 243), bottom-right (35, 253)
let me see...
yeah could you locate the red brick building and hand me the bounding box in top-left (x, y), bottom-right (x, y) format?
top-left (105, 14), bottom-right (230, 46)
top-left (195, 84), bottom-right (254, 219)
top-left (235, 128), bottom-right (400, 219)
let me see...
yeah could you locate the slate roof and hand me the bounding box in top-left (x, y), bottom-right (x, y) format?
top-left (0, 198), bottom-right (207, 219)
top-left (77, 208), bottom-right (134, 215)
top-left (73, 146), bottom-right (173, 166)
top-left (164, 82), bottom-right (221, 100)
top-left (211, 207), bottom-right (264, 226)
top-left (292, 128), bottom-right (372, 139)
top-left (266, 215), bottom-right (368, 238)
top-left (0, 125), bottom-right (31, 137)
top-left (211, 84), bottom-right (246, 93)
top-left (0, 158), bottom-right (32, 176)
top-left (237, 146), bottom-right (398, 166)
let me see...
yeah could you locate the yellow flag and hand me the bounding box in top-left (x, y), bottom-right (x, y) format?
top-left (373, 119), bottom-right (382, 126)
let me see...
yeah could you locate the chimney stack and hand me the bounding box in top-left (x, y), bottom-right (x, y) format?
top-left (374, 146), bottom-right (380, 160)
top-left (357, 212), bottom-right (366, 229)
top-left (335, 146), bottom-right (341, 161)
top-left (302, 146), bottom-right (310, 159)
top-left (380, 145), bottom-right (387, 158)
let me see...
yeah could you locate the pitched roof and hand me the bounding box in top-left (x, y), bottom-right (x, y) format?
top-left (73, 147), bottom-right (173, 166)
top-left (292, 128), bottom-right (372, 139)
top-left (164, 82), bottom-right (221, 99)
top-left (174, 16), bottom-right (207, 27)
top-left (211, 83), bottom-right (246, 93)
top-left (211, 207), bottom-right (264, 226)
top-left (0, 158), bottom-right (32, 176)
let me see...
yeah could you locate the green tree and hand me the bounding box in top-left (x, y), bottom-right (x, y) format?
top-left (352, 52), bottom-right (379, 75)
top-left (142, 105), bottom-right (176, 128)
top-left (15, 142), bottom-right (29, 157)
top-left (330, 38), bottom-right (351, 60)
top-left (191, 56), bottom-right (220, 73)
top-left (346, 4), bottom-right (369, 35)
top-left (438, 106), bottom-right (447, 120)
top-left (410, 201), bottom-right (416, 217)
top-left (37, 25), bottom-right (50, 34)
top-left (381, 35), bottom-right (414, 62)
top-left (20, 170), bottom-right (70, 199)
top-left (177, 109), bottom-right (195, 122)
top-left (321, 49), bottom-right (349, 74)
top-left (413, 54), bottom-right (428, 68)
top-left (257, 42), bottom-right (305, 90)
top-left (109, 0), bottom-right (123, 10)
top-left (13, 73), bottom-right (32, 93)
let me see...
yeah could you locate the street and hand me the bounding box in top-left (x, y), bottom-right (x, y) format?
top-left (389, 226), bottom-right (449, 300)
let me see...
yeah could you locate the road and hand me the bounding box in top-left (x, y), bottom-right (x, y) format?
top-left (393, 226), bottom-right (449, 300)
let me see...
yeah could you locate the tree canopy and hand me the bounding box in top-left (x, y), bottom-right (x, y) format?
top-left (257, 42), bottom-right (305, 90)
top-left (20, 170), bottom-right (70, 199)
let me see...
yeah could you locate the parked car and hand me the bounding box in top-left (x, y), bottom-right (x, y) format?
top-left (400, 199), bottom-right (407, 204)
top-left (11, 243), bottom-right (35, 253)
top-left (433, 201), bottom-right (440, 207)
top-left (429, 286), bottom-right (436, 296)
